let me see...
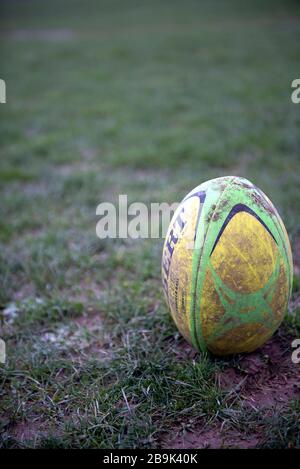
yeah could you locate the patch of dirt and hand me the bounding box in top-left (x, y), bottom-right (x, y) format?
top-left (11, 421), bottom-right (45, 442)
top-left (161, 332), bottom-right (299, 449)
top-left (35, 310), bottom-right (113, 363)
top-left (161, 425), bottom-right (260, 449)
top-left (72, 311), bottom-right (114, 362)
top-left (217, 333), bottom-right (299, 410)
top-left (8, 418), bottom-right (61, 445)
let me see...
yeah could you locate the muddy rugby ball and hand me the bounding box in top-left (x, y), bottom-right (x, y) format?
top-left (162, 176), bottom-right (293, 355)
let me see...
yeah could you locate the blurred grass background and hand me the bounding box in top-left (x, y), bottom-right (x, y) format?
top-left (0, 0), bottom-right (299, 448)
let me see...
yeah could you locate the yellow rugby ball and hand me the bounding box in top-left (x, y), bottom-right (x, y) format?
top-left (162, 176), bottom-right (293, 355)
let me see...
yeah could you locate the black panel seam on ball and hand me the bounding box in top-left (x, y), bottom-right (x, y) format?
top-left (210, 203), bottom-right (278, 257)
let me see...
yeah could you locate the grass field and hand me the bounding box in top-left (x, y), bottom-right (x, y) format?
top-left (0, 0), bottom-right (299, 448)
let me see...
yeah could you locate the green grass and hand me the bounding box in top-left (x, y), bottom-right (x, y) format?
top-left (0, 0), bottom-right (300, 449)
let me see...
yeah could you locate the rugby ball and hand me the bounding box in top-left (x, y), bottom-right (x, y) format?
top-left (162, 176), bottom-right (293, 355)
